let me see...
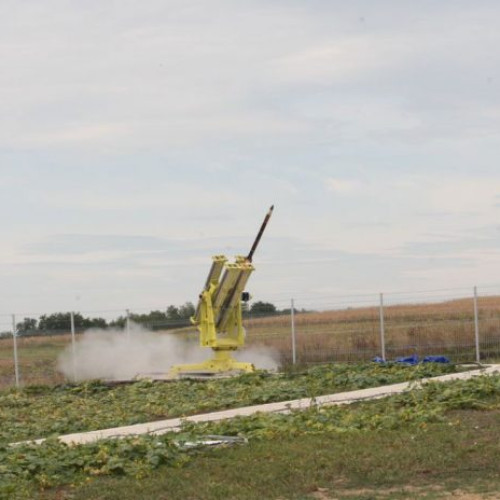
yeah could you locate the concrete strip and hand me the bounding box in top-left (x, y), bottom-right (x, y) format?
top-left (16, 364), bottom-right (500, 446)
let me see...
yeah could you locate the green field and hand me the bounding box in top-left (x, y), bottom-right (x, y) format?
top-left (61, 405), bottom-right (500, 500)
top-left (1, 363), bottom-right (456, 444)
top-left (1, 364), bottom-right (499, 499)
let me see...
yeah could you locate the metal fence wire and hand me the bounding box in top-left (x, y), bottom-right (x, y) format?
top-left (1, 286), bottom-right (499, 388)
top-left (244, 287), bottom-right (500, 366)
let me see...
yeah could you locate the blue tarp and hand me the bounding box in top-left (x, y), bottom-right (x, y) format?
top-left (422, 355), bottom-right (450, 364)
top-left (372, 355), bottom-right (450, 364)
top-left (395, 354), bottom-right (419, 365)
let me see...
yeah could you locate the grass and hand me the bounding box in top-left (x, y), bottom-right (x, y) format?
top-left (244, 296), bottom-right (500, 365)
top-left (0, 335), bottom-right (67, 388)
top-left (8, 374), bottom-right (499, 500)
top-left (0, 295), bottom-right (499, 388)
top-left (54, 411), bottom-right (500, 500)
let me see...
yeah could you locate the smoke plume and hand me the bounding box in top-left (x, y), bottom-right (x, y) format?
top-left (58, 323), bottom-right (279, 381)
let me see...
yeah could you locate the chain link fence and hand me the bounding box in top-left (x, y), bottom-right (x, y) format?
top-left (244, 287), bottom-right (500, 366)
top-left (1, 286), bottom-right (499, 388)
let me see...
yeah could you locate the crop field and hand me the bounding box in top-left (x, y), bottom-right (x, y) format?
top-left (244, 295), bottom-right (500, 365)
top-left (1, 296), bottom-right (500, 389)
top-left (0, 335), bottom-right (67, 388)
top-left (0, 363), bottom-right (455, 444)
top-left (0, 363), bottom-right (499, 499)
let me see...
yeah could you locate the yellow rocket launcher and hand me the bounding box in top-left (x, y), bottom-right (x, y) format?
top-left (170, 205), bottom-right (274, 376)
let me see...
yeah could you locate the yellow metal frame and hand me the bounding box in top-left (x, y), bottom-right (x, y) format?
top-left (169, 255), bottom-right (255, 376)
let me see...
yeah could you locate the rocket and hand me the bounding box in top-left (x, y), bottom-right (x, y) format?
top-left (246, 205), bottom-right (274, 263)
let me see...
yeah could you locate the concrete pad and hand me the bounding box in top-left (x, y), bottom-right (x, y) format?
top-left (15, 364), bottom-right (500, 447)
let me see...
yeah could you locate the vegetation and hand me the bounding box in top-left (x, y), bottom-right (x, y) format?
top-left (0, 363), bottom-right (457, 445)
top-left (0, 335), bottom-right (68, 387)
top-left (13, 300), bottom-right (290, 337)
top-left (67, 410), bottom-right (500, 500)
top-left (0, 371), bottom-right (498, 499)
top-left (247, 300), bottom-right (277, 316)
top-left (14, 303), bottom-right (197, 336)
top-left (65, 403), bottom-right (500, 500)
top-left (244, 295), bottom-right (500, 365)
top-left (16, 314), bottom-right (108, 335)
top-left (109, 304), bottom-right (195, 330)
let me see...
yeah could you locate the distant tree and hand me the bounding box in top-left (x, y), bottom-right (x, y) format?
top-left (109, 316), bottom-right (126, 328)
top-left (38, 313), bottom-right (73, 332)
top-left (38, 312), bottom-right (108, 333)
top-left (114, 311), bottom-right (165, 330)
top-left (140, 310), bottom-right (168, 329)
top-left (166, 305), bottom-right (181, 321)
top-left (108, 306), bottom-right (192, 331)
top-left (250, 301), bottom-right (277, 317)
top-left (16, 317), bottom-right (38, 334)
top-left (178, 302), bottom-right (195, 319)
top-left (84, 317), bottom-right (108, 329)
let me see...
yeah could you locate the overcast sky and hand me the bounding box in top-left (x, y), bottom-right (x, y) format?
top-left (1, 0), bottom-right (500, 318)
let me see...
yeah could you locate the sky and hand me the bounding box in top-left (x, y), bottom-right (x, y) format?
top-left (1, 0), bottom-right (500, 319)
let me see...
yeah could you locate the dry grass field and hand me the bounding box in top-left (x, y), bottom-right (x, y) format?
top-left (244, 295), bottom-right (500, 365)
top-left (0, 334), bottom-right (68, 387)
top-left (0, 296), bottom-right (499, 388)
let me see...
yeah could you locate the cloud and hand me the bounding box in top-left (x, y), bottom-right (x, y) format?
top-left (325, 178), bottom-right (363, 194)
top-left (25, 234), bottom-right (171, 255)
top-left (425, 177), bottom-right (500, 215)
top-left (1, 1), bottom-right (500, 315)
top-left (400, 230), bottom-right (500, 258)
top-left (39, 183), bottom-right (241, 212)
top-left (9, 123), bottom-right (130, 148)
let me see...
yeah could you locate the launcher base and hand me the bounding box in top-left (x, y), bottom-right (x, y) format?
top-left (169, 349), bottom-right (254, 377)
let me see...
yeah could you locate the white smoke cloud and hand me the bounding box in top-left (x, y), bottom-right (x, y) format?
top-left (235, 345), bottom-right (280, 371)
top-left (58, 323), bottom-right (279, 381)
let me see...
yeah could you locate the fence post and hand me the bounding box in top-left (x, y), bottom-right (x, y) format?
top-left (291, 298), bottom-right (296, 365)
top-left (473, 286), bottom-right (481, 363)
top-left (70, 311), bottom-right (77, 381)
top-left (379, 293), bottom-right (386, 361)
top-left (126, 309), bottom-right (131, 338)
top-left (12, 314), bottom-right (20, 388)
